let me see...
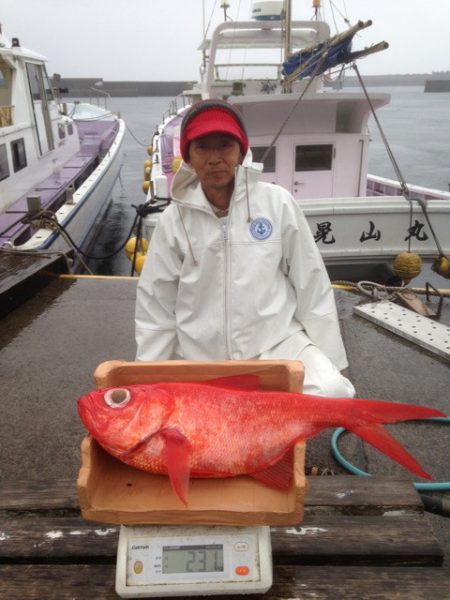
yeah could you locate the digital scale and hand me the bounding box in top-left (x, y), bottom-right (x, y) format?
top-left (115, 524), bottom-right (273, 597)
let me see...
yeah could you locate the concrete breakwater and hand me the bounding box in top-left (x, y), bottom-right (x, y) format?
top-left (54, 73), bottom-right (450, 97)
top-left (424, 80), bottom-right (450, 92)
top-left (56, 77), bottom-right (195, 97)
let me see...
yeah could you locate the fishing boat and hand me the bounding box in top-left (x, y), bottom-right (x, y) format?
top-left (135, 0), bottom-right (450, 283)
top-left (0, 23), bottom-right (125, 258)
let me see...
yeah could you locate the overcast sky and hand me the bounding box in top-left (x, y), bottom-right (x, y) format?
top-left (1, 1), bottom-right (450, 80)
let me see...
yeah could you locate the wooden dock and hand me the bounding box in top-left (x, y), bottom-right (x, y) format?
top-left (1, 476), bottom-right (449, 599)
top-left (0, 249), bottom-right (70, 317)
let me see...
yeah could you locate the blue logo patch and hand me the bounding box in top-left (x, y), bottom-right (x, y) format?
top-left (250, 217), bottom-right (273, 240)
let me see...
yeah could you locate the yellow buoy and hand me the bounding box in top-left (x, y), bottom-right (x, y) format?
top-left (172, 156), bottom-right (183, 174)
top-left (125, 237), bottom-right (149, 260)
top-left (432, 255), bottom-right (450, 279)
top-left (393, 251), bottom-right (423, 282)
top-left (144, 159), bottom-right (152, 179)
top-left (142, 180), bottom-right (150, 194)
top-left (147, 145), bottom-right (153, 156)
top-left (134, 252), bottom-right (147, 274)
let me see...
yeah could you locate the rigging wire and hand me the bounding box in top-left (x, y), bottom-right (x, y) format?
top-left (202, 0), bottom-right (220, 42)
top-left (260, 49), bottom-right (331, 164)
top-left (353, 63), bottom-right (409, 197)
top-left (328, 0), bottom-right (350, 26)
top-left (353, 62), bottom-right (446, 259)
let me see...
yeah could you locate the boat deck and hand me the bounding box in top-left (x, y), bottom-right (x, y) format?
top-left (0, 273), bottom-right (449, 595)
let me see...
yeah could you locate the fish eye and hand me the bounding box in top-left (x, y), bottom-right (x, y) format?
top-left (104, 388), bottom-right (131, 408)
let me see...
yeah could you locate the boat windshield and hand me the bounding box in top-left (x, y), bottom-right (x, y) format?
top-left (205, 20), bottom-right (330, 89)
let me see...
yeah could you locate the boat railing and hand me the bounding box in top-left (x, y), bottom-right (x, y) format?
top-left (0, 105), bottom-right (13, 127)
top-left (88, 86), bottom-right (110, 110)
top-left (367, 174), bottom-right (450, 201)
top-left (213, 62), bottom-right (282, 80)
top-left (161, 92), bottom-right (197, 124)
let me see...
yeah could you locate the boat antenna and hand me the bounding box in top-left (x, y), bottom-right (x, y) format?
top-left (313, 0), bottom-right (321, 19)
top-left (220, 1), bottom-right (230, 21)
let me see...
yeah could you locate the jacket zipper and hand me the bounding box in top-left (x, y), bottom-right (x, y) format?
top-left (221, 219), bottom-right (233, 358)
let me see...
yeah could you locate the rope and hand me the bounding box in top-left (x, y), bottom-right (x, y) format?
top-left (331, 279), bottom-right (398, 301)
top-left (35, 209), bottom-right (140, 261)
top-left (332, 280), bottom-right (450, 298)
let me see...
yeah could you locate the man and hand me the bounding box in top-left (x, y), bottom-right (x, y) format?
top-left (135, 99), bottom-right (354, 397)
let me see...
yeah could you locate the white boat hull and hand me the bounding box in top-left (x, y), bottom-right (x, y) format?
top-left (17, 119), bottom-right (126, 254)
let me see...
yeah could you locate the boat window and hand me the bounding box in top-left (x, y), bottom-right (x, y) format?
top-left (42, 66), bottom-right (55, 102)
top-left (26, 63), bottom-right (42, 101)
top-left (250, 146), bottom-right (276, 172)
top-left (0, 144), bottom-right (9, 181)
top-left (11, 138), bottom-right (27, 172)
top-left (25, 63), bottom-right (55, 154)
top-left (26, 63), bottom-right (55, 102)
top-left (295, 144), bottom-right (333, 171)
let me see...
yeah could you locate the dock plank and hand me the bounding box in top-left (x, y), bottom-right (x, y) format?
top-left (0, 250), bottom-right (70, 317)
top-left (1, 565), bottom-right (449, 600)
top-left (0, 513), bottom-right (442, 567)
top-left (0, 476), bottom-right (423, 513)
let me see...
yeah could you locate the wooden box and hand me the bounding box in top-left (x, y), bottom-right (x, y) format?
top-left (77, 360), bottom-right (306, 526)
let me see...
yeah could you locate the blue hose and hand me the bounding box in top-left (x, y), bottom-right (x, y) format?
top-left (330, 417), bottom-right (450, 492)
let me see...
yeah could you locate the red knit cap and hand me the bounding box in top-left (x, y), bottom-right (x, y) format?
top-left (180, 100), bottom-right (249, 161)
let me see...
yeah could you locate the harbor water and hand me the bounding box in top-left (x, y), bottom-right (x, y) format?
top-left (82, 86), bottom-right (450, 276)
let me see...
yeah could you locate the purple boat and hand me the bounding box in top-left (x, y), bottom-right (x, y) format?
top-left (0, 25), bottom-right (125, 256)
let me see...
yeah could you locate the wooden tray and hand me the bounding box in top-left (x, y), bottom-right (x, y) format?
top-left (77, 360), bottom-right (306, 526)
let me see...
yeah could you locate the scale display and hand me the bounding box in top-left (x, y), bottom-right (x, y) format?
top-left (115, 524), bottom-right (272, 597)
top-left (162, 543), bottom-right (224, 574)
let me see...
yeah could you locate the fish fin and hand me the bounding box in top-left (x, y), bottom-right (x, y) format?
top-left (205, 375), bottom-right (262, 390)
top-left (162, 429), bottom-right (192, 506)
top-left (351, 423), bottom-right (432, 480)
top-left (351, 399), bottom-right (446, 423)
top-left (249, 451), bottom-right (294, 490)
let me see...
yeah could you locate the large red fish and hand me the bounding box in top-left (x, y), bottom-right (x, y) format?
top-left (77, 375), bottom-right (445, 505)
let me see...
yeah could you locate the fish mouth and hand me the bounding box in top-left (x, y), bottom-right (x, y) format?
top-left (77, 397), bottom-right (96, 431)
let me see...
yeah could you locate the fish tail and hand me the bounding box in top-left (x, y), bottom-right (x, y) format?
top-left (352, 399), bottom-right (445, 424)
top-left (350, 422), bottom-right (432, 480)
top-left (336, 398), bottom-right (446, 480)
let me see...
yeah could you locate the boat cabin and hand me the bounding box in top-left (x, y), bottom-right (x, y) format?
top-left (143, 12), bottom-right (450, 277)
top-left (153, 19), bottom-right (390, 201)
top-left (229, 91), bottom-right (389, 199)
top-left (0, 27), bottom-right (79, 214)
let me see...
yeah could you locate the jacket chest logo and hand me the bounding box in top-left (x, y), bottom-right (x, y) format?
top-left (250, 217), bottom-right (273, 240)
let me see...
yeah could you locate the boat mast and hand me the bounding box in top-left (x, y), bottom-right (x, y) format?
top-left (284, 0), bottom-right (292, 61)
top-left (283, 0), bottom-right (292, 92)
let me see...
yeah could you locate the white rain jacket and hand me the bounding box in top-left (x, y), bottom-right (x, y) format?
top-left (135, 152), bottom-right (348, 370)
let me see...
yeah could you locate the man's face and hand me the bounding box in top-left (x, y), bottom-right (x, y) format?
top-left (187, 133), bottom-right (243, 199)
